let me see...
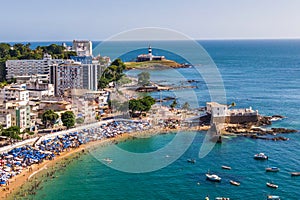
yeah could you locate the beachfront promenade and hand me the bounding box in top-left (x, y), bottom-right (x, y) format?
top-left (0, 118), bottom-right (152, 154)
top-left (0, 119), bottom-right (152, 188)
top-left (0, 120), bottom-right (113, 154)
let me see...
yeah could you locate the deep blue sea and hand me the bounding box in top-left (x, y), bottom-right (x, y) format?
top-left (14, 40), bottom-right (300, 199)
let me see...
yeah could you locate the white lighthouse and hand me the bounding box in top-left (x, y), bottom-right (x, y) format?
top-left (136, 45), bottom-right (165, 62)
top-left (148, 45), bottom-right (153, 60)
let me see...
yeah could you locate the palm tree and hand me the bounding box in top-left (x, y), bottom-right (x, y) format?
top-left (228, 102), bottom-right (236, 108)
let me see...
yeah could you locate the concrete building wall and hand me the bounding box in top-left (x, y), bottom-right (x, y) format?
top-left (0, 113), bottom-right (11, 129)
top-left (226, 115), bottom-right (258, 124)
top-left (72, 40), bottom-right (92, 57)
top-left (51, 62), bottom-right (98, 96)
top-left (6, 55), bottom-right (64, 79)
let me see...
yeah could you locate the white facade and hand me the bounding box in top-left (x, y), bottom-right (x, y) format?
top-left (206, 102), bottom-right (228, 117)
top-left (0, 113), bottom-right (11, 129)
top-left (0, 102), bottom-right (30, 131)
top-left (75, 98), bottom-right (96, 123)
top-left (51, 61), bottom-right (98, 96)
top-left (0, 86), bottom-right (29, 102)
top-left (6, 54), bottom-right (64, 79)
top-left (28, 88), bottom-right (54, 99)
top-left (72, 40), bottom-right (93, 56)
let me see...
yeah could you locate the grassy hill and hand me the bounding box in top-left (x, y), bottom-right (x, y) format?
top-left (125, 60), bottom-right (185, 69)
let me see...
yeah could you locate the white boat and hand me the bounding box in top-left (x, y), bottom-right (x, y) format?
top-left (266, 167), bottom-right (280, 172)
top-left (102, 158), bottom-right (113, 164)
top-left (291, 172), bottom-right (300, 176)
top-left (267, 195), bottom-right (280, 200)
top-left (266, 182), bottom-right (278, 189)
top-left (221, 165), bottom-right (231, 170)
top-left (230, 180), bottom-right (240, 186)
top-left (206, 174), bottom-right (221, 182)
top-left (254, 153), bottom-right (268, 160)
top-left (215, 197), bottom-right (230, 200)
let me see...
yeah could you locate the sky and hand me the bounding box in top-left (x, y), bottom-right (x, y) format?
top-left (1, 0), bottom-right (300, 42)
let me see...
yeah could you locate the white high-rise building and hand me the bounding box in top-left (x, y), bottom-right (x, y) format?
top-left (6, 54), bottom-right (64, 79)
top-left (50, 60), bottom-right (98, 96)
top-left (72, 40), bottom-right (93, 57)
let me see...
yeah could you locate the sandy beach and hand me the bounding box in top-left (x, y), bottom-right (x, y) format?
top-left (1, 125), bottom-right (209, 199)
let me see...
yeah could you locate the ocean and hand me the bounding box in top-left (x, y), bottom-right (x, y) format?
top-left (12, 40), bottom-right (300, 199)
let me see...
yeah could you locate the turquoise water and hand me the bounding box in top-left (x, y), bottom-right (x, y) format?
top-left (27, 133), bottom-right (300, 200)
top-left (20, 40), bottom-right (300, 199)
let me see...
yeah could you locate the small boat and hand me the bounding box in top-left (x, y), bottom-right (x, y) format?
top-left (221, 165), bottom-right (231, 170)
top-left (230, 180), bottom-right (240, 186)
top-left (254, 153), bottom-right (268, 160)
top-left (215, 197), bottom-right (230, 200)
top-left (102, 158), bottom-right (113, 164)
top-left (205, 195), bottom-right (210, 200)
top-left (266, 167), bottom-right (280, 172)
top-left (206, 174), bottom-right (221, 182)
top-left (267, 195), bottom-right (280, 200)
top-left (187, 159), bottom-right (196, 163)
top-left (266, 182), bottom-right (278, 189)
top-left (291, 172), bottom-right (300, 176)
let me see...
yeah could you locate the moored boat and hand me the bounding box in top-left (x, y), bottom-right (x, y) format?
top-left (254, 153), bottom-right (268, 160)
top-left (266, 167), bottom-right (280, 172)
top-left (266, 182), bottom-right (278, 189)
top-left (206, 173), bottom-right (221, 182)
top-left (267, 195), bottom-right (280, 200)
top-left (187, 158), bottom-right (196, 163)
top-left (221, 165), bottom-right (231, 170)
top-left (102, 158), bottom-right (113, 164)
top-left (290, 172), bottom-right (300, 176)
top-left (230, 180), bottom-right (240, 186)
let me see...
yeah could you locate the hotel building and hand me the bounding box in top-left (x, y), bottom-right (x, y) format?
top-left (50, 60), bottom-right (98, 96)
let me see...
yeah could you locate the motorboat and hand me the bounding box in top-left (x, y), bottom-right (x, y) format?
top-left (215, 198), bottom-right (230, 200)
top-left (221, 165), bottom-right (231, 170)
top-left (267, 195), bottom-right (280, 200)
top-left (266, 182), bottom-right (278, 189)
top-left (254, 153), bottom-right (268, 160)
top-left (230, 180), bottom-right (240, 186)
top-left (206, 173), bottom-right (221, 182)
top-left (291, 172), bottom-right (300, 176)
top-left (187, 159), bottom-right (196, 163)
top-left (266, 167), bottom-right (280, 172)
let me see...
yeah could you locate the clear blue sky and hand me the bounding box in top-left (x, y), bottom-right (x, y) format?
top-left (1, 0), bottom-right (300, 41)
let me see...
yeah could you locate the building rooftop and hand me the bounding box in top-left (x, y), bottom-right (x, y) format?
top-left (207, 102), bottom-right (227, 107)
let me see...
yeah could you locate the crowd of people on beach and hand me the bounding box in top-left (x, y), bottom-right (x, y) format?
top-left (0, 120), bottom-right (151, 187)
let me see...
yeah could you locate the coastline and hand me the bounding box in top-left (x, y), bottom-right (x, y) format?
top-left (2, 125), bottom-right (209, 199)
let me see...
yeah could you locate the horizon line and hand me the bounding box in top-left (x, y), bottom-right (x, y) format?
top-left (1, 37), bottom-right (300, 43)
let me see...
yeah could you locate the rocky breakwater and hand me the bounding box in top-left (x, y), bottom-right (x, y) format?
top-left (224, 115), bottom-right (298, 141)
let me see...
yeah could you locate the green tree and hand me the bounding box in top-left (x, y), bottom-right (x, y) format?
top-left (42, 110), bottom-right (59, 128)
top-left (111, 58), bottom-right (126, 70)
top-left (137, 71), bottom-right (151, 86)
top-left (2, 126), bottom-right (21, 139)
top-left (61, 111), bottom-right (75, 129)
top-left (128, 96), bottom-right (155, 117)
top-left (98, 59), bottom-right (127, 89)
top-left (182, 102), bottom-right (190, 110)
top-left (170, 99), bottom-right (178, 109)
top-left (0, 81), bottom-right (7, 88)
